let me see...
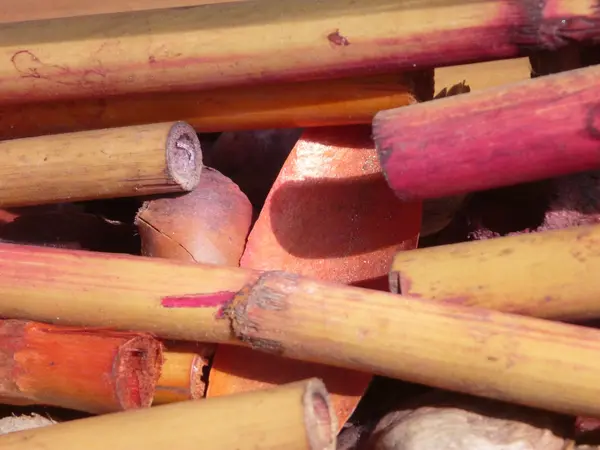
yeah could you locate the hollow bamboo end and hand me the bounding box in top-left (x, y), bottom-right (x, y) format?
top-left (302, 378), bottom-right (337, 450)
top-left (115, 336), bottom-right (164, 409)
top-left (166, 121), bottom-right (203, 192)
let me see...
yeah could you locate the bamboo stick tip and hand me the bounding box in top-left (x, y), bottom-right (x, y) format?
top-left (303, 378), bottom-right (337, 450)
top-left (115, 336), bottom-right (164, 409)
top-left (166, 121), bottom-right (203, 192)
top-left (189, 355), bottom-right (208, 399)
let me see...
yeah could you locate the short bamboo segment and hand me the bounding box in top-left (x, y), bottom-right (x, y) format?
top-left (0, 320), bottom-right (163, 414)
top-left (0, 0), bottom-right (597, 104)
top-left (0, 74), bottom-right (423, 140)
top-left (0, 122), bottom-right (202, 207)
top-left (0, 378), bottom-right (337, 450)
top-left (389, 223), bottom-right (600, 322)
top-left (153, 351), bottom-right (209, 405)
top-left (375, 64), bottom-right (600, 200)
top-left (3, 244), bottom-right (600, 416)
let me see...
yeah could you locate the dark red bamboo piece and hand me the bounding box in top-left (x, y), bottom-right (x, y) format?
top-left (374, 64), bottom-right (600, 200)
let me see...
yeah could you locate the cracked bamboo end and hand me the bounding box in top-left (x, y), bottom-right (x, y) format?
top-left (166, 121), bottom-right (203, 192)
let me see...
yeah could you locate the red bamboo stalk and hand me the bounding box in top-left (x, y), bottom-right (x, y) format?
top-left (0, 320), bottom-right (163, 414)
top-left (374, 64), bottom-right (600, 200)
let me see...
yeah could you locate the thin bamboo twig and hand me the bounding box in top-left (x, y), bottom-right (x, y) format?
top-left (0, 0), bottom-right (597, 104)
top-left (0, 122), bottom-right (202, 207)
top-left (0, 320), bottom-right (163, 413)
top-left (389, 223), bottom-right (600, 321)
top-left (3, 244), bottom-right (600, 416)
top-left (0, 379), bottom-right (337, 450)
top-left (374, 64), bottom-right (600, 200)
top-left (0, 73), bottom-right (425, 140)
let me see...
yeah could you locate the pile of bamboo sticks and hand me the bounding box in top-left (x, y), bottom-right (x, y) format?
top-left (0, 0), bottom-right (599, 448)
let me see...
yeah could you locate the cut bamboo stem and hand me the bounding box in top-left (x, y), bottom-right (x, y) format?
top-left (4, 244), bottom-right (600, 416)
top-left (389, 223), bottom-right (600, 322)
top-left (0, 122), bottom-right (202, 207)
top-left (0, 0), bottom-right (597, 104)
top-left (0, 73), bottom-right (424, 140)
top-left (0, 320), bottom-right (163, 414)
top-left (375, 64), bottom-right (600, 201)
top-left (136, 167), bottom-right (252, 265)
top-left (0, 378), bottom-right (337, 450)
top-left (153, 351), bottom-right (208, 405)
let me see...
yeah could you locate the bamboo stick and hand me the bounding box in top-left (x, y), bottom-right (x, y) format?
top-left (0, 122), bottom-right (202, 207)
top-left (0, 0), bottom-right (241, 24)
top-left (209, 125), bottom-right (422, 427)
top-left (153, 351), bottom-right (208, 405)
top-left (0, 0), bottom-right (597, 104)
top-left (4, 244), bottom-right (600, 416)
top-left (0, 378), bottom-right (337, 450)
top-left (374, 64), bottom-right (600, 201)
top-left (0, 320), bottom-right (163, 414)
top-left (389, 223), bottom-right (600, 322)
top-left (0, 73), bottom-right (424, 140)
top-left (136, 167), bottom-right (252, 265)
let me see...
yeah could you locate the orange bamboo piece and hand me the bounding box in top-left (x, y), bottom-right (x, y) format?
top-left (0, 378), bottom-right (338, 450)
top-left (153, 351), bottom-right (208, 405)
top-left (0, 320), bottom-right (163, 414)
top-left (208, 125), bottom-right (423, 427)
top-left (0, 0), bottom-right (240, 24)
top-left (389, 223), bottom-right (600, 321)
top-left (0, 73), bottom-right (421, 140)
top-left (136, 167), bottom-right (252, 265)
top-left (3, 245), bottom-right (600, 417)
top-left (0, 122), bottom-right (202, 207)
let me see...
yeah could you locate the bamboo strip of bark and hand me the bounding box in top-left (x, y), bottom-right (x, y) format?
top-left (0, 73), bottom-right (424, 140)
top-left (0, 122), bottom-right (202, 207)
top-left (0, 378), bottom-right (337, 450)
top-left (389, 223), bottom-right (600, 322)
top-left (374, 64), bottom-right (600, 200)
top-left (3, 244), bottom-right (600, 416)
top-left (0, 320), bottom-right (163, 414)
top-left (0, 0), bottom-right (597, 104)
top-left (153, 351), bottom-right (208, 404)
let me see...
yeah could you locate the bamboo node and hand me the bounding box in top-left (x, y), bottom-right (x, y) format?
top-left (165, 121), bottom-right (202, 192)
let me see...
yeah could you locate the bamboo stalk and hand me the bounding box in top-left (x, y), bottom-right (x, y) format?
top-left (136, 167), bottom-right (252, 265)
top-left (153, 351), bottom-right (208, 405)
top-left (389, 223), bottom-right (600, 322)
top-left (374, 64), bottom-right (600, 201)
top-left (0, 73), bottom-right (424, 140)
top-left (0, 0), bottom-right (241, 24)
top-left (209, 124), bottom-right (422, 427)
top-left (0, 320), bottom-right (163, 414)
top-left (0, 0), bottom-right (597, 104)
top-left (0, 378), bottom-right (337, 450)
top-left (0, 122), bottom-right (202, 207)
top-left (4, 244), bottom-right (600, 416)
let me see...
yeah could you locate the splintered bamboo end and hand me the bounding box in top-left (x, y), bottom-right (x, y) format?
top-left (166, 122), bottom-right (203, 192)
top-left (303, 379), bottom-right (337, 450)
top-left (115, 336), bottom-right (164, 409)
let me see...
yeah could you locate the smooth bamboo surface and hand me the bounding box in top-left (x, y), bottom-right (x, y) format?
top-left (0, 0), bottom-right (240, 24)
top-left (136, 167), bottom-right (252, 265)
top-left (390, 223), bottom-right (600, 322)
top-left (209, 125), bottom-right (422, 427)
top-left (153, 351), bottom-right (208, 404)
top-left (0, 122), bottom-right (202, 207)
top-left (0, 73), bottom-right (422, 140)
top-left (3, 244), bottom-right (600, 416)
top-left (0, 0), bottom-right (597, 104)
top-left (375, 64), bottom-right (600, 200)
top-left (0, 379), bottom-right (337, 450)
top-left (0, 320), bottom-right (163, 413)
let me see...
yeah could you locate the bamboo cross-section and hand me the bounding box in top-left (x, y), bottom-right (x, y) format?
top-left (0, 0), bottom-right (597, 104)
top-left (3, 243), bottom-right (600, 416)
top-left (0, 122), bottom-right (202, 207)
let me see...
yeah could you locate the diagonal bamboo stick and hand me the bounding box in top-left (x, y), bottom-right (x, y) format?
top-left (0, 0), bottom-right (597, 105)
top-left (2, 244), bottom-right (600, 416)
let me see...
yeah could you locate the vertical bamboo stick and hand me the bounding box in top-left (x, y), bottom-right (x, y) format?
top-left (0, 379), bottom-right (337, 450)
top-left (0, 320), bottom-right (163, 413)
top-left (0, 0), bottom-right (597, 104)
top-left (0, 122), bottom-right (202, 207)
